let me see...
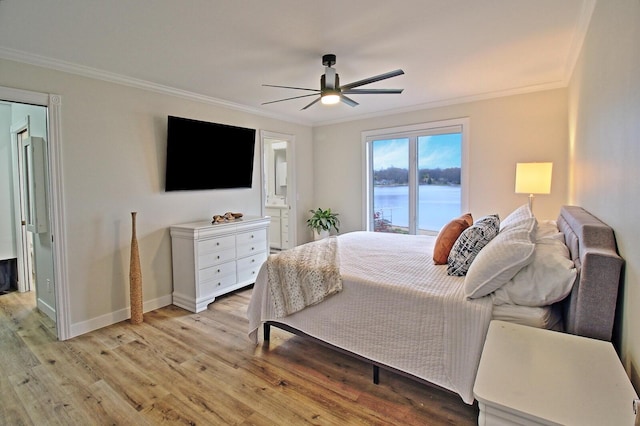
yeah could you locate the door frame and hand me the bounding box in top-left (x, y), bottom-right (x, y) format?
top-left (260, 130), bottom-right (297, 249)
top-left (1, 85), bottom-right (70, 340)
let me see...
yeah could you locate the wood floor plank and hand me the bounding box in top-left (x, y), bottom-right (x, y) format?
top-left (67, 333), bottom-right (172, 411)
top-left (83, 379), bottom-right (157, 426)
top-left (0, 288), bottom-right (478, 425)
top-left (182, 354), bottom-right (345, 426)
top-left (0, 374), bottom-right (35, 426)
top-left (9, 365), bottom-right (87, 425)
top-left (114, 336), bottom-right (255, 424)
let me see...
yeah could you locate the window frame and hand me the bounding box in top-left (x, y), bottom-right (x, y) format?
top-left (361, 117), bottom-right (470, 233)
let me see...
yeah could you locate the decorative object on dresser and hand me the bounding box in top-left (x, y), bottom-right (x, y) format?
top-left (171, 216), bottom-right (269, 313)
top-left (129, 211), bottom-right (143, 324)
top-left (212, 211), bottom-right (243, 224)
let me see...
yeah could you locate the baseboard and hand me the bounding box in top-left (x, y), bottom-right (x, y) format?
top-left (69, 294), bottom-right (173, 338)
top-left (37, 297), bottom-right (56, 322)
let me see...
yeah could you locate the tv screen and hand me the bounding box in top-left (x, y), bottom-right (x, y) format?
top-left (165, 116), bottom-right (256, 191)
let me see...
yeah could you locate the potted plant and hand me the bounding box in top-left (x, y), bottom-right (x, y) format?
top-left (307, 207), bottom-right (340, 240)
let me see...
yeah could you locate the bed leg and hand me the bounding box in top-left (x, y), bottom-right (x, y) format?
top-left (373, 365), bottom-right (379, 384)
top-left (264, 323), bottom-right (271, 342)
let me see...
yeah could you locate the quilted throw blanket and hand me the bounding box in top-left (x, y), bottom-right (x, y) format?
top-left (267, 236), bottom-right (342, 318)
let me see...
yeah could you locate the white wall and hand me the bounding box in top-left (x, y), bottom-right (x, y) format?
top-left (0, 57), bottom-right (314, 335)
top-left (568, 0), bottom-right (640, 389)
top-left (313, 89), bottom-right (569, 235)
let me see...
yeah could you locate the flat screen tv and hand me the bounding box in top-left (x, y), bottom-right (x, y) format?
top-left (165, 116), bottom-right (256, 191)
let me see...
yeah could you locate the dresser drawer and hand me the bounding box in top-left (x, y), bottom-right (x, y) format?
top-left (237, 241), bottom-right (266, 258)
top-left (198, 235), bottom-right (235, 254)
top-left (237, 252), bottom-right (268, 282)
top-left (236, 229), bottom-right (267, 246)
top-left (200, 272), bottom-right (238, 295)
top-left (198, 261), bottom-right (236, 283)
top-left (198, 247), bottom-right (235, 269)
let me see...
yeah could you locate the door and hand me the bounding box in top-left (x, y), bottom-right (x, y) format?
top-left (10, 118), bottom-right (33, 293)
top-left (9, 109), bottom-right (57, 323)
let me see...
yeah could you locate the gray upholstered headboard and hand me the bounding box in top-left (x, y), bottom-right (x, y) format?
top-left (556, 205), bottom-right (623, 341)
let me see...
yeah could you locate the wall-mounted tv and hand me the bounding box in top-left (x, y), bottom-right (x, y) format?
top-left (165, 116), bottom-right (256, 191)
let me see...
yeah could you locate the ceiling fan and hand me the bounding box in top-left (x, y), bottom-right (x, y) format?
top-left (262, 54), bottom-right (405, 110)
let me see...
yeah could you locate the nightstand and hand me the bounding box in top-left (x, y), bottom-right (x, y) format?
top-left (474, 320), bottom-right (638, 425)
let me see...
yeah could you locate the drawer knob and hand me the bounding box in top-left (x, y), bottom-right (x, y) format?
top-left (217, 282), bottom-right (221, 286)
top-left (217, 269), bottom-right (220, 273)
top-left (216, 242), bottom-right (220, 246)
top-left (251, 247), bottom-right (255, 251)
top-left (251, 259), bottom-right (255, 263)
top-left (217, 255), bottom-right (220, 259)
top-left (251, 235), bottom-right (254, 238)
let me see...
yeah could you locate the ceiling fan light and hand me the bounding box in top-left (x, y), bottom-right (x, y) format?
top-left (321, 93), bottom-right (340, 105)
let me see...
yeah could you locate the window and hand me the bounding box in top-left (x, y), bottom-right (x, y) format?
top-left (363, 118), bottom-right (469, 235)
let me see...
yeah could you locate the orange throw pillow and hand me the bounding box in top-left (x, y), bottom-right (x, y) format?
top-left (433, 213), bottom-right (473, 265)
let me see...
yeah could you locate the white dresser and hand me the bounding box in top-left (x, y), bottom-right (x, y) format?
top-left (474, 320), bottom-right (638, 426)
top-left (170, 216), bottom-right (270, 313)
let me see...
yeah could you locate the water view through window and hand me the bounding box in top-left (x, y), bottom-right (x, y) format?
top-left (374, 185), bottom-right (461, 233)
top-left (372, 132), bottom-right (462, 234)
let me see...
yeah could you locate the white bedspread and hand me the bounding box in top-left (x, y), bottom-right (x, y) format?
top-left (247, 231), bottom-right (494, 404)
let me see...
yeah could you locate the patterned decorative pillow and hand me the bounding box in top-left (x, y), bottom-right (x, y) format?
top-left (433, 213), bottom-right (473, 265)
top-left (447, 214), bottom-right (500, 276)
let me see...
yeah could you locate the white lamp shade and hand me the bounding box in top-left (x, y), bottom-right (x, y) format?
top-left (515, 162), bottom-right (553, 194)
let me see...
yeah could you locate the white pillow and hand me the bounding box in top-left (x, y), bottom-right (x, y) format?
top-left (464, 216), bottom-right (537, 298)
top-left (537, 219), bottom-right (564, 241)
top-left (500, 204), bottom-right (534, 231)
top-left (491, 238), bottom-right (577, 306)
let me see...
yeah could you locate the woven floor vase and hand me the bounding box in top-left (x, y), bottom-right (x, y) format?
top-left (129, 211), bottom-right (143, 324)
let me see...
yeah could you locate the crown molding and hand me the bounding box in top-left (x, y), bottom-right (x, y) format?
top-left (0, 47), bottom-right (312, 126)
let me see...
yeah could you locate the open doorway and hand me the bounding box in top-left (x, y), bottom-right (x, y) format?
top-left (1, 102), bottom-right (55, 320)
top-left (0, 86), bottom-right (68, 340)
top-left (261, 130), bottom-right (296, 251)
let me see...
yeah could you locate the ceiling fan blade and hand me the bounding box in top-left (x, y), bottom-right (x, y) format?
top-left (340, 69), bottom-right (405, 90)
top-left (301, 97), bottom-right (322, 110)
top-left (262, 84), bottom-right (320, 92)
top-left (340, 94), bottom-right (359, 107)
top-left (342, 88), bottom-right (404, 95)
top-left (262, 93), bottom-right (320, 105)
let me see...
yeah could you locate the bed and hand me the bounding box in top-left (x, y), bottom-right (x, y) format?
top-left (247, 205), bottom-right (623, 404)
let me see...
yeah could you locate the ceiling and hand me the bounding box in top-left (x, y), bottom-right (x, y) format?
top-left (0, 0), bottom-right (594, 126)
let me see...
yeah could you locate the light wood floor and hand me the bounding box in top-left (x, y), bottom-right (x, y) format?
top-left (0, 287), bottom-right (479, 425)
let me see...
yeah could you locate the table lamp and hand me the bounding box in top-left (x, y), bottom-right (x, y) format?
top-left (515, 162), bottom-right (552, 211)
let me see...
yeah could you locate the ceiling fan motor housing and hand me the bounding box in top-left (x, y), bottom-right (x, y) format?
top-left (322, 54), bottom-right (336, 67)
top-left (321, 71), bottom-right (340, 93)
